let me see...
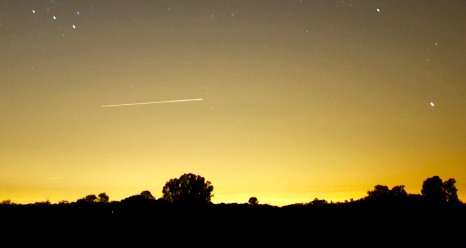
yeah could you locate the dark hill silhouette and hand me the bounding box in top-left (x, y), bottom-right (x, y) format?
top-left (0, 174), bottom-right (465, 245)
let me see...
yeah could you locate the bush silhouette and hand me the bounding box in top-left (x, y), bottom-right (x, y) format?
top-left (248, 197), bottom-right (259, 205)
top-left (162, 173), bottom-right (214, 205)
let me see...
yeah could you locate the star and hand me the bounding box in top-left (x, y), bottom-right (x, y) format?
top-left (376, 8), bottom-right (381, 13)
top-left (72, 24), bottom-right (76, 29)
top-left (430, 102), bottom-right (435, 107)
top-left (32, 9), bottom-right (36, 14)
top-left (52, 15), bottom-right (57, 20)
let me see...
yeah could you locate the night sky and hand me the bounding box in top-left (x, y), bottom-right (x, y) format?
top-left (1, 0), bottom-right (465, 205)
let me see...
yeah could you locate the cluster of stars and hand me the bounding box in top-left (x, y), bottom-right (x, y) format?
top-left (370, 6), bottom-right (439, 110)
top-left (31, 8), bottom-right (80, 31)
top-left (27, 2), bottom-right (438, 111)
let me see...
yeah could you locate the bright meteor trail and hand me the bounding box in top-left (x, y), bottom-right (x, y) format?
top-left (101, 98), bottom-right (203, 108)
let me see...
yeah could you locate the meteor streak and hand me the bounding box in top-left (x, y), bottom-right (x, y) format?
top-left (101, 98), bottom-right (203, 108)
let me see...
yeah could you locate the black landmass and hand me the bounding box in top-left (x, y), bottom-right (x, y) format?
top-left (1, 199), bottom-right (465, 245)
top-left (1, 174), bottom-right (465, 245)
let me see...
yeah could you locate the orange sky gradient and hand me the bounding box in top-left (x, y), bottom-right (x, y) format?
top-left (1, 1), bottom-right (465, 206)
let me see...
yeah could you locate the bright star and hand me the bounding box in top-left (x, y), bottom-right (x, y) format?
top-left (430, 102), bottom-right (435, 107)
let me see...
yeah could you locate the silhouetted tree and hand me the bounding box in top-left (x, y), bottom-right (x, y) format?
top-left (162, 173), bottom-right (214, 205)
top-left (33, 200), bottom-right (51, 206)
top-left (366, 185), bottom-right (407, 203)
top-left (77, 194), bottom-right (98, 203)
top-left (309, 198), bottom-right (328, 206)
top-left (367, 185), bottom-right (390, 198)
top-left (248, 197), bottom-right (259, 205)
top-left (421, 176), bottom-right (459, 204)
top-left (140, 190), bottom-right (155, 200)
top-left (390, 185), bottom-right (407, 197)
top-left (421, 176), bottom-right (444, 203)
top-left (443, 178), bottom-right (459, 204)
top-left (0, 200), bottom-right (12, 205)
top-left (98, 193), bottom-right (109, 203)
top-left (121, 190), bottom-right (157, 205)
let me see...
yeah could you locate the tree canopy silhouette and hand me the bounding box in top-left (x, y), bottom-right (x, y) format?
top-left (248, 197), bottom-right (259, 205)
top-left (366, 185), bottom-right (408, 203)
top-left (443, 178), bottom-right (459, 204)
top-left (77, 194), bottom-right (98, 203)
top-left (367, 185), bottom-right (390, 198)
top-left (162, 173), bottom-right (214, 205)
top-left (421, 176), bottom-right (459, 204)
top-left (390, 185), bottom-right (407, 197)
top-left (121, 190), bottom-right (157, 205)
top-left (140, 190), bottom-right (155, 200)
top-left (98, 193), bottom-right (109, 203)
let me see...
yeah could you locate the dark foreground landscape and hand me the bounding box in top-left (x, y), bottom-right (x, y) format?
top-left (1, 174), bottom-right (465, 245)
top-left (1, 200), bottom-right (465, 245)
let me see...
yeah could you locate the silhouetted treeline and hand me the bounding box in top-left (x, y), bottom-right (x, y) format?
top-left (0, 174), bottom-right (465, 245)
